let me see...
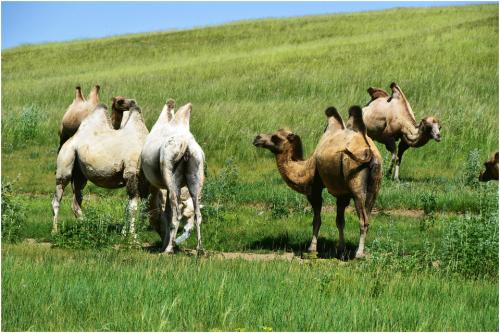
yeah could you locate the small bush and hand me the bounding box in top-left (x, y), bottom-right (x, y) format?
top-left (204, 158), bottom-right (240, 205)
top-left (461, 149), bottom-right (482, 188)
top-left (440, 212), bottom-right (498, 278)
top-left (2, 104), bottom-right (45, 151)
top-left (53, 207), bottom-right (120, 249)
top-left (1, 181), bottom-right (25, 243)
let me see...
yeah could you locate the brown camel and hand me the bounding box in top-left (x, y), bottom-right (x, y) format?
top-left (362, 82), bottom-right (442, 181)
top-left (58, 86), bottom-right (129, 151)
top-left (479, 152), bottom-right (499, 182)
top-left (254, 106), bottom-right (382, 258)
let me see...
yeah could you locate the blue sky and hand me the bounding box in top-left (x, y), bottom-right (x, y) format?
top-left (1, 1), bottom-right (487, 49)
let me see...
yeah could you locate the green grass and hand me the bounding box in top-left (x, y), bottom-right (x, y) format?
top-left (2, 244), bottom-right (498, 332)
top-left (1, 4), bottom-right (499, 332)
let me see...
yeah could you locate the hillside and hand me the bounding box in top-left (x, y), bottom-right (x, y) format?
top-left (2, 4), bottom-right (498, 191)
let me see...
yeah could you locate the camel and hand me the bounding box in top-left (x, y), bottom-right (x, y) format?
top-left (362, 82), bottom-right (442, 181)
top-left (479, 152), bottom-right (499, 182)
top-left (253, 106), bottom-right (382, 258)
top-left (58, 86), bottom-right (132, 151)
top-left (141, 99), bottom-right (205, 254)
top-left (52, 98), bottom-right (149, 237)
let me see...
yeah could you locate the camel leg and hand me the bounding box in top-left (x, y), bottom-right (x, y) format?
top-left (124, 174), bottom-right (140, 240)
top-left (335, 196), bottom-right (351, 256)
top-left (395, 141), bottom-right (410, 182)
top-left (160, 171), bottom-right (181, 254)
top-left (71, 164), bottom-right (87, 218)
top-left (186, 162), bottom-right (204, 253)
top-left (52, 144), bottom-right (77, 234)
top-left (384, 140), bottom-right (398, 179)
top-left (352, 193), bottom-right (369, 259)
top-left (306, 189), bottom-right (323, 253)
top-left (148, 187), bottom-right (166, 239)
top-left (51, 180), bottom-right (70, 234)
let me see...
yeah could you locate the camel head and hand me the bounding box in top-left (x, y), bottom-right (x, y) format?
top-left (479, 152), bottom-right (499, 182)
top-left (111, 96), bottom-right (137, 129)
top-left (418, 116), bottom-right (442, 142)
top-left (253, 129), bottom-right (303, 160)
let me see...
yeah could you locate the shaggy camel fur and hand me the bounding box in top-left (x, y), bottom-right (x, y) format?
top-left (362, 82), bottom-right (441, 181)
top-left (479, 152), bottom-right (499, 182)
top-left (254, 106), bottom-right (382, 258)
top-left (52, 99), bottom-right (148, 237)
top-left (141, 100), bottom-right (205, 254)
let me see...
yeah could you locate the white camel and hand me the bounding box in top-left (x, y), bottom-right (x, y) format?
top-left (52, 99), bottom-right (149, 237)
top-left (141, 99), bottom-right (205, 254)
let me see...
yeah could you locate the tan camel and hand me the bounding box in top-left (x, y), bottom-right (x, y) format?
top-left (362, 82), bottom-right (442, 181)
top-left (479, 152), bottom-right (499, 182)
top-left (141, 100), bottom-right (205, 254)
top-left (52, 98), bottom-right (149, 237)
top-left (254, 106), bottom-right (382, 258)
top-left (58, 86), bottom-right (131, 151)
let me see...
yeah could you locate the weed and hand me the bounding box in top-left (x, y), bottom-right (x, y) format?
top-left (2, 104), bottom-right (45, 151)
top-left (1, 181), bottom-right (25, 243)
top-left (52, 206), bottom-right (121, 249)
top-left (462, 149), bottom-right (482, 188)
top-left (440, 212), bottom-right (498, 278)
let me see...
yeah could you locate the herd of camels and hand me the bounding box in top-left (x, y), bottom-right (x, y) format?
top-left (51, 83), bottom-right (498, 258)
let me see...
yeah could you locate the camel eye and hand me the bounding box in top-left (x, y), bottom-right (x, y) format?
top-left (271, 135), bottom-right (282, 144)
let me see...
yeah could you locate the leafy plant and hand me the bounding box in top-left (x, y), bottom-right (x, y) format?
top-left (1, 181), bottom-right (25, 243)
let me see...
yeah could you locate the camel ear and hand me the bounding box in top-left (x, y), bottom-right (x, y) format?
top-left (346, 106), bottom-right (367, 135)
top-left (324, 106), bottom-right (345, 133)
top-left (495, 152), bottom-right (499, 163)
top-left (367, 87), bottom-right (389, 99)
top-left (75, 86), bottom-right (85, 102)
top-left (89, 85), bottom-right (100, 104)
top-left (286, 133), bottom-right (296, 142)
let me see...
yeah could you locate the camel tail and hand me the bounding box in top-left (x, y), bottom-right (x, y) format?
top-left (365, 154), bottom-right (382, 215)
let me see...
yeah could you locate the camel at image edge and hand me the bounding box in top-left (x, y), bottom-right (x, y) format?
top-left (52, 99), bottom-right (149, 237)
top-left (479, 152), bottom-right (499, 182)
top-left (141, 99), bottom-right (205, 254)
top-left (362, 82), bottom-right (442, 181)
top-left (254, 106), bottom-right (382, 259)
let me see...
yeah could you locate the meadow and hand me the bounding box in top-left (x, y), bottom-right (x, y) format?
top-left (2, 4), bottom-right (499, 331)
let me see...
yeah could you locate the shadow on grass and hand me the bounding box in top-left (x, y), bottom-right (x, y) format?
top-left (248, 234), bottom-right (358, 260)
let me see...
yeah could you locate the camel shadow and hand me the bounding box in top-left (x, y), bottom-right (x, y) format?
top-left (248, 234), bottom-right (358, 260)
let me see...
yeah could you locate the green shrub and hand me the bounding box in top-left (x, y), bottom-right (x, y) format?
top-left (2, 104), bottom-right (45, 151)
top-left (461, 149), bottom-right (482, 188)
top-left (440, 211), bottom-right (498, 278)
top-left (1, 181), bottom-right (25, 243)
top-left (52, 207), bottom-right (121, 249)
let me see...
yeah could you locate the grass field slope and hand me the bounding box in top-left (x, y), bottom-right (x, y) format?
top-left (2, 4), bottom-right (499, 331)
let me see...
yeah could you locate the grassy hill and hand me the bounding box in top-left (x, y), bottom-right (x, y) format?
top-left (1, 4), bottom-right (498, 331)
top-left (2, 4), bottom-right (498, 187)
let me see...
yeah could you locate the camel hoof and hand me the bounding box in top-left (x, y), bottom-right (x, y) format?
top-left (160, 250), bottom-right (175, 256)
top-left (302, 251), bottom-right (318, 259)
top-left (355, 252), bottom-right (366, 259)
top-left (196, 248), bottom-right (207, 257)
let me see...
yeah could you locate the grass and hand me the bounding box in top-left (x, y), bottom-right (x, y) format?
top-left (2, 244), bottom-right (498, 332)
top-left (1, 3), bottom-right (499, 332)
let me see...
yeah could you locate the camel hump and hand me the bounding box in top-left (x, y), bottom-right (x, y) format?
top-left (166, 98), bottom-right (175, 111)
top-left (390, 82), bottom-right (406, 100)
top-left (346, 106), bottom-right (367, 135)
top-left (367, 87), bottom-right (389, 99)
top-left (75, 86), bottom-right (85, 102)
top-left (173, 102), bottom-right (192, 128)
top-left (89, 85), bottom-right (100, 104)
top-left (324, 106), bottom-right (345, 132)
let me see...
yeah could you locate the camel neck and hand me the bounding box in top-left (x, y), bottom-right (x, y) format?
top-left (274, 149), bottom-right (315, 195)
